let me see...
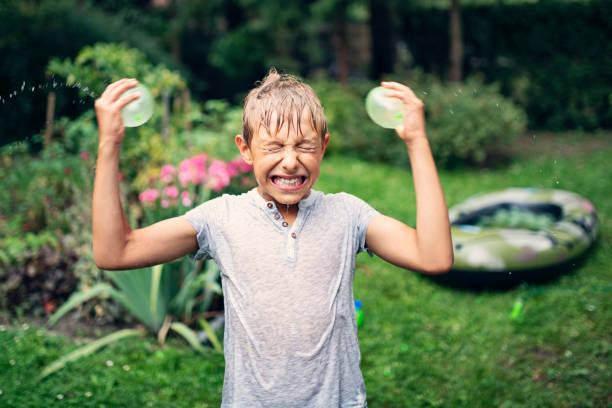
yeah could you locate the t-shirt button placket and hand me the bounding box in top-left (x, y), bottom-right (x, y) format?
top-left (282, 221), bottom-right (289, 227)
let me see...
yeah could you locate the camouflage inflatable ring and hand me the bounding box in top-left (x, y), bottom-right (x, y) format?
top-left (446, 188), bottom-right (598, 284)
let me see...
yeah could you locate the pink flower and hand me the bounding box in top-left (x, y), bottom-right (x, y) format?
top-left (181, 191), bottom-right (192, 207)
top-left (139, 189), bottom-right (159, 206)
top-left (237, 157), bottom-right (252, 173)
top-left (206, 160), bottom-right (231, 192)
top-left (190, 154), bottom-right (208, 170)
top-left (178, 155), bottom-right (207, 187)
top-left (241, 176), bottom-right (253, 186)
top-left (227, 161), bottom-right (240, 178)
top-left (164, 185), bottom-right (179, 198)
top-left (161, 199), bottom-right (169, 208)
top-left (80, 151), bottom-right (90, 160)
top-left (160, 165), bottom-right (176, 183)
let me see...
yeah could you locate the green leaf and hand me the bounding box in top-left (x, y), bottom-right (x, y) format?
top-left (47, 283), bottom-right (125, 327)
top-left (198, 318), bottom-right (223, 354)
top-left (169, 322), bottom-right (208, 354)
top-left (150, 264), bottom-right (163, 317)
top-left (38, 328), bottom-right (146, 380)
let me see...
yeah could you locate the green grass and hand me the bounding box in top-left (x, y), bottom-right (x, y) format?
top-left (1, 132), bottom-right (610, 407)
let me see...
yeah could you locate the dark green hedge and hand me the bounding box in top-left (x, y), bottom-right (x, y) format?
top-left (399, 0), bottom-right (612, 131)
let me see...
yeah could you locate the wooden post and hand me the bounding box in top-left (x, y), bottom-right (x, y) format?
top-left (162, 90), bottom-right (170, 141)
top-left (183, 88), bottom-right (192, 149)
top-left (44, 91), bottom-right (56, 147)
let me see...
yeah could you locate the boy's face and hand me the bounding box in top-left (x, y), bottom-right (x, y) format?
top-left (236, 112), bottom-right (330, 207)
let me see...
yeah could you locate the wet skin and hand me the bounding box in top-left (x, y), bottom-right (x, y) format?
top-left (235, 114), bottom-right (330, 225)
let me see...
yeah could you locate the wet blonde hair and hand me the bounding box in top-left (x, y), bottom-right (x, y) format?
top-left (242, 68), bottom-right (328, 147)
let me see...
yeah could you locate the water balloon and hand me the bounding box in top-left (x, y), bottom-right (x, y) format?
top-left (121, 84), bottom-right (154, 127)
top-left (365, 86), bottom-right (404, 129)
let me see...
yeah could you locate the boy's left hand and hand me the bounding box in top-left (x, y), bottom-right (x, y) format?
top-left (381, 81), bottom-right (426, 144)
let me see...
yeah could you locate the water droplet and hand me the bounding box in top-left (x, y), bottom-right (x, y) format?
top-left (555, 180), bottom-right (560, 184)
top-left (21, 81), bottom-right (25, 91)
top-left (496, 103), bottom-right (500, 108)
top-left (53, 82), bottom-right (57, 88)
top-left (31, 87), bottom-right (35, 92)
top-left (553, 160), bottom-right (557, 165)
top-left (449, 109), bottom-right (454, 115)
top-left (473, 88), bottom-right (478, 93)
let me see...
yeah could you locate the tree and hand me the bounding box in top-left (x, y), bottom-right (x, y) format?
top-left (449, 0), bottom-right (463, 81)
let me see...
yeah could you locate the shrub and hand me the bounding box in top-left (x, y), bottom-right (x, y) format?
top-left (310, 75), bottom-right (408, 167)
top-left (409, 70), bottom-right (528, 168)
top-left (0, 141), bottom-right (91, 317)
top-left (312, 69), bottom-right (527, 168)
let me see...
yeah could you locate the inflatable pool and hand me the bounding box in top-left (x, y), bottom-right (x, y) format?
top-left (433, 188), bottom-right (598, 288)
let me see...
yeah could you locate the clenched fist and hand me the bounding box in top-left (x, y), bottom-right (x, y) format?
top-left (94, 78), bottom-right (141, 149)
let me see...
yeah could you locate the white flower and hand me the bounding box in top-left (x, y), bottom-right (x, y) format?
top-left (9, 360), bottom-right (15, 366)
top-left (85, 391), bottom-right (92, 397)
top-left (105, 360), bottom-right (114, 367)
top-left (122, 365), bottom-right (131, 371)
top-left (57, 394), bottom-right (64, 400)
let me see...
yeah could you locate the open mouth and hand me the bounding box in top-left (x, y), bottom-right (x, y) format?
top-left (270, 175), bottom-right (308, 190)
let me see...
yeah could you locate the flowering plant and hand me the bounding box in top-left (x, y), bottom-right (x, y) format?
top-left (136, 153), bottom-right (254, 223)
top-left (43, 153), bottom-right (255, 376)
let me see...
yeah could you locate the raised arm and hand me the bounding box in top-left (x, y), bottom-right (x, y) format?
top-left (92, 79), bottom-right (198, 270)
top-left (365, 81), bottom-right (453, 274)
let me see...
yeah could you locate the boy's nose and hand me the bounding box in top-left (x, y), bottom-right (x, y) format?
top-left (281, 149), bottom-right (299, 171)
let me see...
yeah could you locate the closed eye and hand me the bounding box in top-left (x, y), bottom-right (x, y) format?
top-left (263, 145), bottom-right (282, 153)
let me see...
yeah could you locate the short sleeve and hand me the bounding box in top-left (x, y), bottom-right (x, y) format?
top-left (182, 195), bottom-right (227, 261)
top-left (339, 193), bottom-right (382, 257)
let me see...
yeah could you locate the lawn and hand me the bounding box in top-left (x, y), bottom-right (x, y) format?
top-left (1, 131), bottom-right (610, 407)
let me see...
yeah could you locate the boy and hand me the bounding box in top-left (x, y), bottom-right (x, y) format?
top-left (93, 70), bottom-right (453, 407)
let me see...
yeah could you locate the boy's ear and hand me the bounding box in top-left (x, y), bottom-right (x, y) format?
top-left (235, 134), bottom-right (253, 164)
top-left (321, 133), bottom-right (331, 156)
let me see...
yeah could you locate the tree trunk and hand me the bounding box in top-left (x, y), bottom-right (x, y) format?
top-left (369, 0), bottom-right (396, 79)
top-left (449, 0), bottom-right (463, 82)
top-left (332, 17), bottom-right (349, 83)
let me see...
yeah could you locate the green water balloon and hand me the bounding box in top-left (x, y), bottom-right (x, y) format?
top-left (365, 86), bottom-right (405, 129)
top-left (121, 84), bottom-right (154, 127)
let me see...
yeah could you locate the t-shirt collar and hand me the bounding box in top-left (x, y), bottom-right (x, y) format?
top-left (248, 187), bottom-right (320, 210)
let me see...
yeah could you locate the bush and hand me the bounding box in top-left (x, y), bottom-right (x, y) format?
top-left (411, 71), bottom-right (528, 167)
top-left (0, 141), bottom-right (91, 317)
top-left (311, 69), bottom-right (527, 168)
top-left (310, 75), bottom-right (408, 167)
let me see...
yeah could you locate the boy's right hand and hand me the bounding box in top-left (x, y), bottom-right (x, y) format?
top-left (94, 78), bottom-right (141, 148)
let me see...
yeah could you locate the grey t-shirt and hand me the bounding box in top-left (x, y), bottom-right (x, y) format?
top-left (184, 188), bottom-right (380, 408)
